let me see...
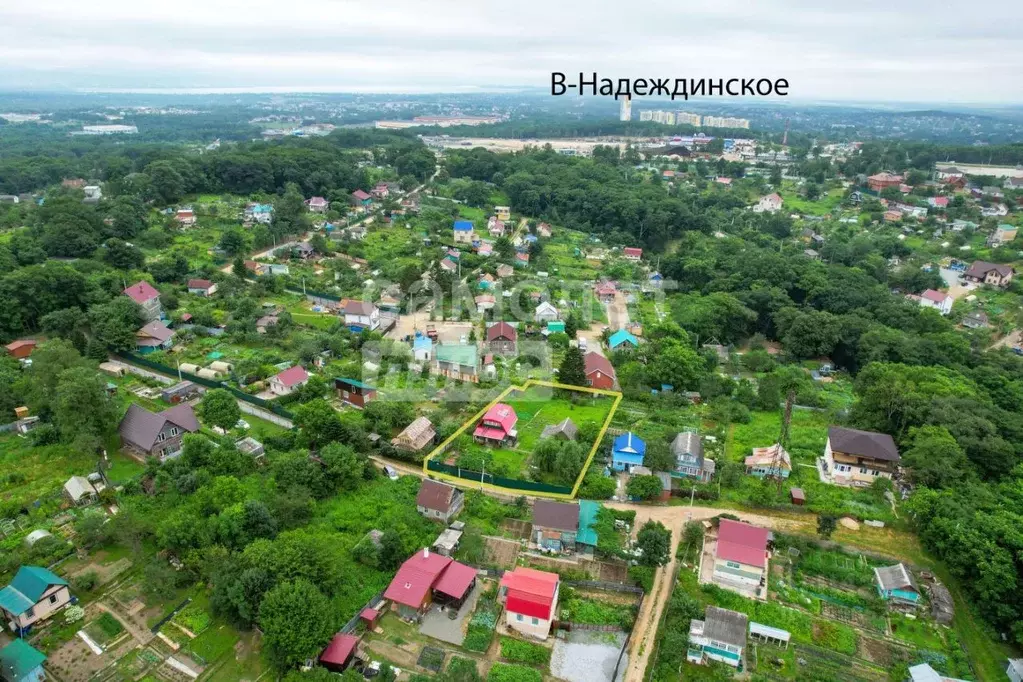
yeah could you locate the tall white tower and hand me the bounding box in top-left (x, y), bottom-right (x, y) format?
top-left (619, 96), bottom-right (632, 122)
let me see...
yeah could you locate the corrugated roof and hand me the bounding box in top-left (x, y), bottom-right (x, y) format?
top-left (433, 561), bottom-right (476, 600)
top-left (0, 639), bottom-right (46, 678)
top-left (716, 519), bottom-right (769, 568)
top-left (118, 403), bottom-right (199, 451)
top-left (383, 551), bottom-right (452, 608)
top-left (702, 606), bottom-right (748, 648)
top-left (416, 479), bottom-right (457, 513)
top-left (500, 567), bottom-right (558, 620)
top-left (123, 280), bottom-right (159, 303)
top-left (320, 633), bottom-right (359, 666)
top-left (577, 500), bottom-right (600, 546)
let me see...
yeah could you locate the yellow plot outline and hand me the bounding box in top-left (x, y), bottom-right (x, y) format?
top-left (421, 379), bottom-right (623, 499)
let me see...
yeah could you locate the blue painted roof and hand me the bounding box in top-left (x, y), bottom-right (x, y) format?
top-left (609, 329), bottom-right (638, 348)
top-left (453, 220), bottom-right (474, 231)
top-left (414, 335), bottom-right (433, 350)
top-left (0, 639), bottom-right (46, 678)
top-left (613, 432), bottom-right (646, 456)
top-left (0, 566), bottom-right (67, 615)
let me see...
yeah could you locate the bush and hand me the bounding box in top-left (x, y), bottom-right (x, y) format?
top-left (72, 570), bottom-right (99, 592)
top-left (499, 637), bottom-right (551, 666)
top-left (487, 663), bottom-right (543, 682)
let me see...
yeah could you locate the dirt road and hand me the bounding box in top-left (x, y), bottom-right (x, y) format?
top-left (608, 291), bottom-right (630, 331)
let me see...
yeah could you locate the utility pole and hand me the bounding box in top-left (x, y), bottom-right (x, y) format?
top-left (776, 389), bottom-right (795, 493)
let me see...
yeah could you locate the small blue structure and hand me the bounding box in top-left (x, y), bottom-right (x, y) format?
top-left (413, 334), bottom-right (433, 362)
top-left (874, 564), bottom-right (921, 607)
top-left (611, 432), bottom-right (646, 472)
top-left (453, 220), bottom-right (474, 233)
top-left (0, 639), bottom-right (46, 682)
top-left (608, 329), bottom-right (639, 350)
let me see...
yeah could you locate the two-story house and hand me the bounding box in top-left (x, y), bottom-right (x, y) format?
top-left (340, 299), bottom-right (380, 332)
top-left (671, 431), bottom-right (714, 483)
top-left (135, 321), bottom-right (174, 354)
top-left (453, 220), bottom-right (475, 244)
top-left (486, 322), bottom-right (517, 356)
top-left (118, 403), bottom-right (199, 461)
top-left (963, 261), bottom-right (1014, 288)
top-left (821, 426), bottom-right (900, 487)
top-left (687, 606), bottom-right (747, 668)
top-left (473, 403), bottom-right (518, 447)
top-left (499, 567), bottom-right (559, 640)
top-left (123, 280), bottom-right (162, 321)
top-left (584, 352), bottom-right (617, 391)
top-left (0, 566), bottom-right (72, 635)
top-left (0, 638), bottom-right (46, 682)
top-left (611, 432), bottom-right (646, 472)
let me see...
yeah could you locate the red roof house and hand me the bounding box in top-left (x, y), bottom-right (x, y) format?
top-left (486, 321), bottom-right (518, 355)
top-left (4, 339), bottom-right (37, 360)
top-left (383, 549), bottom-right (476, 617)
top-left (500, 567), bottom-right (560, 640)
top-left (595, 281), bottom-right (617, 302)
top-left (473, 403), bottom-right (518, 446)
top-left (320, 633), bottom-right (359, 672)
top-left (123, 280), bottom-right (160, 304)
top-left (268, 365), bottom-right (309, 396)
top-left (713, 519), bottom-right (770, 594)
top-left (584, 351), bottom-right (616, 390)
top-left (623, 247), bottom-right (642, 261)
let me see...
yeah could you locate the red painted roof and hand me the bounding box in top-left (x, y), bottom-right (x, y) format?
top-left (433, 561), bottom-right (476, 600)
top-left (584, 352), bottom-right (615, 379)
top-left (187, 279), bottom-right (213, 289)
top-left (487, 321), bottom-right (517, 342)
top-left (383, 551), bottom-right (452, 608)
top-left (921, 289), bottom-right (948, 303)
top-left (473, 425), bottom-right (509, 441)
top-left (595, 282), bottom-right (616, 296)
top-left (5, 339), bottom-right (36, 352)
top-left (716, 519), bottom-right (769, 568)
top-left (352, 190), bottom-right (372, 200)
top-left (479, 403), bottom-right (517, 433)
top-left (501, 567), bottom-right (558, 620)
top-left (320, 633), bottom-right (359, 666)
top-left (273, 365), bottom-right (309, 388)
top-left (123, 280), bottom-right (160, 304)
top-left (623, 247), bottom-right (642, 257)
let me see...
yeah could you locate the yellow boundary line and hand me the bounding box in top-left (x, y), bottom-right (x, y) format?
top-left (421, 379), bottom-right (623, 500)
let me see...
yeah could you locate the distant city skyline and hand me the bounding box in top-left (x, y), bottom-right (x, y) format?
top-left (0, 0), bottom-right (1020, 103)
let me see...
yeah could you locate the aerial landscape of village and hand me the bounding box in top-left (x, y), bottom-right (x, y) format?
top-left (0, 4), bottom-right (1023, 682)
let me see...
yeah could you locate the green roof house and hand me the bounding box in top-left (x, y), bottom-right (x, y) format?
top-left (434, 344), bottom-right (480, 383)
top-left (0, 639), bottom-right (46, 682)
top-left (0, 566), bottom-right (71, 634)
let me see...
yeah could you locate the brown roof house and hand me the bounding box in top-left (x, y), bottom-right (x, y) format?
top-left (822, 426), bottom-right (900, 488)
top-left (487, 322), bottom-right (518, 356)
top-left (416, 479), bottom-right (464, 523)
top-left (118, 403), bottom-right (199, 462)
top-left (963, 261), bottom-right (1013, 288)
top-left (532, 500), bottom-right (581, 553)
top-left (391, 417), bottom-right (436, 453)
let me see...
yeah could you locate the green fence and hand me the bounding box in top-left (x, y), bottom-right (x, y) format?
top-left (116, 352), bottom-right (295, 419)
top-left (427, 459), bottom-right (572, 495)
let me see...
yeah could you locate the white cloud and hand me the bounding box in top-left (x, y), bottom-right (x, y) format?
top-left (0, 0), bottom-right (1020, 101)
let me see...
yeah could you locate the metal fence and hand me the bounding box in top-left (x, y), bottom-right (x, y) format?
top-left (426, 460), bottom-right (572, 496)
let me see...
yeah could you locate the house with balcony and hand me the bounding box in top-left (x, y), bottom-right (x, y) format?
top-left (611, 432), bottom-right (645, 472)
top-left (473, 403), bottom-right (518, 446)
top-left (118, 403), bottom-right (199, 461)
top-left (123, 280), bottom-right (163, 321)
top-left (0, 566), bottom-right (72, 635)
top-left (821, 426), bottom-right (900, 488)
top-left (687, 606), bottom-right (747, 668)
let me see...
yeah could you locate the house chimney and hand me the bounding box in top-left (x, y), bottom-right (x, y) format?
top-left (423, 547), bottom-right (429, 559)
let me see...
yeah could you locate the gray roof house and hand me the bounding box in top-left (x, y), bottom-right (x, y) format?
top-left (541, 418), bottom-right (578, 441)
top-left (687, 606), bottom-right (748, 668)
top-left (118, 403), bottom-right (199, 462)
top-left (671, 432), bottom-right (713, 483)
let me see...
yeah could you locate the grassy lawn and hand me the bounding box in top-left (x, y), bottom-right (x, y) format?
top-left (778, 183), bottom-right (845, 216)
top-left (0, 433), bottom-right (142, 508)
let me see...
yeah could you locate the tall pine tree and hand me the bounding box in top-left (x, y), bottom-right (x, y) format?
top-left (558, 346), bottom-right (587, 387)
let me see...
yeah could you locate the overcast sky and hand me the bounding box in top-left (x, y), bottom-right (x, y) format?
top-left (0, 0), bottom-right (1020, 103)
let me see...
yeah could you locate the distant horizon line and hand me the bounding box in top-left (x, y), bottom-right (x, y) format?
top-left (0, 86), bottom-right (1019, 108)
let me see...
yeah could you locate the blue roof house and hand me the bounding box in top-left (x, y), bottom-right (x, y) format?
top-left (453, 220), bottom-right (475, 243)
top-left (0, 639), bottom-right (46, 682)
top-left (0, 566), bottom-right (71, 635)
top-left (413, 334), bottom-right (433, 362)
top-left (608, 329), bottom-right (639, 350)
top-left (612, 432), bottom-right (646, 472)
